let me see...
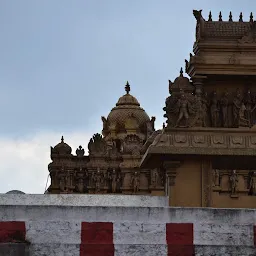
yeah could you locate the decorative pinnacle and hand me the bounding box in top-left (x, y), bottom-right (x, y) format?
top-left (219, 11), bottom-right (222, 21)
top-left (208, 11), bottom-right (212, 21)
top-left (229, 11), bottom-right (233, 21)
top-left (125, 81), bottom-right (130, 94)
top-left (180, 67), bottom-right (183, 77)
top-left (61, 136), bottom-right (64, 143)
top-left (250, 12), bottom-right (253, 22)
top-left (239, 12), bottom-right (243, 22)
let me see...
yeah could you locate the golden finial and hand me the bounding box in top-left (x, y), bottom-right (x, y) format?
top-left (125, 81), bottom-right (130, 94)
top-left (239, 12), bottom-right (243, 22)
top-left (61, 136), bottom-right (64, 143)
top-left (208, 11), bottom-right (212, 21)
top-left (250, 12), bottom-right (253, 22)
top-left (229, 11), bottom-right (233, 21)
top-left (219, 11), bottom-right (222, 21)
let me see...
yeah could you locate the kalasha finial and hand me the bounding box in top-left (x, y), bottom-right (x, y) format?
top-left (219, 11), bottom-right (222, 21)
top-left (250, 12), bottom-right (254, 22)
top-left (239, 12), bottom-right (243, 22)
top-left (180, 67), bottom-right (183, 77)
top-left (61, 136), bottom-right (64, 143)
top-left (229, 11), bottom-right (233, 21)
top-left (125, 81), bottom-right (130, 94)
top-left (208, 11), bottom-right (212, 21)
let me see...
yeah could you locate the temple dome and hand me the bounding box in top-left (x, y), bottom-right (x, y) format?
top-left (169, 68), bottom-right (194, 94)
top-left (104, 82), bottom-right (150, 135)
top-left (52, 136), bottom-right (72, 155)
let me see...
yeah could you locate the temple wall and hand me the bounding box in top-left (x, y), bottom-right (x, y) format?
top-left (174, 160), bottom-right (202, 207)
top-left (0, 194), bottom-right (255, 256)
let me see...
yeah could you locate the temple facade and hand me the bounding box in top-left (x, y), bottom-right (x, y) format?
top-left (47, 10), bottom-right (256, 209)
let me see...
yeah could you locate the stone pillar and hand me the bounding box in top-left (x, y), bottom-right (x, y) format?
top-left (163, 161), bottom-right (181, 206)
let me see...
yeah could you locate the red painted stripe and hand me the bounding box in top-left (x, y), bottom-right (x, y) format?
top-left (166, 223), bottom-right (194, 256)
top-left (80, 222), bottom-right (114, 256)
top-left (0, 221), bottom-right (26, 243)
top-left (254, 225), bottom-right (256, 247)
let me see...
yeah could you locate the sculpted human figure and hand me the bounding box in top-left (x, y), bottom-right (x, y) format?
top-left (233, 89), bottom-right (243, 127)
top-left (109, 169), bottom-right (120, 193)
top-left (213, 169), bottom-right (220, 187)
top-left (93, 168), bottom-right (102, 193)
top-left (249, 171), bottom-right (256, 195)
top-left (220, 91), bottom-right (229, 127)
top-left (244, 90), bottom-right (252, 126)
top-left (210, 91), bottom-right (219, 127)
top-left (76, 178), bottom-right (84, 193)
top-left (59, 176), bottom-right (66, 192)
top-left (175, 92), bottom-right (190, 127)
top-left (230, 170), bottom-right (238, 195)
top-left (130, 171), bottom-right (140, 193)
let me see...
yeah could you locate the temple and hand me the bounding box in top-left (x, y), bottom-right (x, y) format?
top-left (46, 10), bottom-right (256, 209)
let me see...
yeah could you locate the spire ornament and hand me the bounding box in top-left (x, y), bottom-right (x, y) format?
top-left (180, 67), bottom-right (184, 77)
top-left (125, 81), bottom-right (130, 94)
top-left (229, 11), bottom-right (233, 22)
top-left (208, 11), bottom-right (212, 21)
top-left (219, 11), bottom-right (222, 21)
top-left (61, 136), bottom-right (64, 143)
top-left (250, 12), bottom-right (254, 22)
top-left (239, 12), bottom-right (243, 22)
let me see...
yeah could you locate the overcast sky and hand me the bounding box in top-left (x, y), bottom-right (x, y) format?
top-left (0, 0), bottom-right (254, 193)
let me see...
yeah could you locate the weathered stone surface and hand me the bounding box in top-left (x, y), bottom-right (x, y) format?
top-left (0, 194), bottom-right (168, 207)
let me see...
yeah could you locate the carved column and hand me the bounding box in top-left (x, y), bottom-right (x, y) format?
top-left (163, 161), bottom-right (181, 206)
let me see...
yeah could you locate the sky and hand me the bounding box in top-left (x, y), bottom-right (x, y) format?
top-left (0, 0), bottom-right (255, 193)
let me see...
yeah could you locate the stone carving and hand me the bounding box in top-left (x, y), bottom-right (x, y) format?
top-left (229, 170), bottom-right (238, 195)
top-left (123, 134), bottom-right (142, 154)
top-left (76, 173), bottom-right (84, 193)
top-left (130, 171), bottom-right (140, 193)
top-left (88, 133), bottom-right (107, 155)
top-left (92, 168), bottom-right (103, 193)
top-left (233, 89), bottom-right (243, 127)
top-left (151, 169), bottom-right (164, 187)
top-left (213, 169), bottom-right (220, 187)
top-left (239, 21), bottom-right (256, 43)
top-left (244, 90), bottom-right (253, 126)
top-left (248, 171), bottom-right (256, 195)
top-left (210, 91), bottom-right (219, 127)
top-left (175, 92), bottom-right (191, 127)
top-left (109, 169), bottom-right (121, 193)
top-left (76, 145), bottom-right (85, 157)
top-left (220, 91), bottom-right (229, 127)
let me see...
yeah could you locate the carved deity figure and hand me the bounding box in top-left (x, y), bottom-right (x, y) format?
top-left (249, 171), bottom-right (256, 195)
top-left (213, 169), bottom-right (220, 187)
top-left (210, 91), bottom-right (219, 127)
top-left (238, 103), bottom-right (250, 127)
top-left (230, 170), bottom-right (238, 195)
top-left (59, 176), bottom-right (66, 192)
top-left (220, 91), bottom-right (229, 127)
top-left (175, 93), bottom-right (190, 127)
top-left (151, 169), bottom-right (163, 187)
top-left (244, 90), bottom-right (253, 126)
top-left (92, 168), bottom-right (103, 193)
top-left (76, 178), bottom-right (84, 193)
top-left (233, 89), bottom-right (243, 127)
top-left (130, 171), bottom-right (140, 193)
top-left (109, 169), bottom-right (121, 193)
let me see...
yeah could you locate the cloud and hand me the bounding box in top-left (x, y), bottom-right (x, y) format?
top-left (0, 131), bottom-right (92, 194)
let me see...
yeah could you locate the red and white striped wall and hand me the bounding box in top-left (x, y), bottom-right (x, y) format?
top-left (0, 221), bottom-right (255, 255)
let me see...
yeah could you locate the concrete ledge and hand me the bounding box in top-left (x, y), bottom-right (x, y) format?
top-left (0, 194), bottom-right (168, 207)
top-left (1, 205), bottom-right (256, 224)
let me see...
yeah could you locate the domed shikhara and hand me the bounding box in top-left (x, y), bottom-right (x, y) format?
top-left (102, 81), bottom-right (154, 141)
top-left (169, 68), bottom-right (194, 95)
top-left (51, 136), bottom-right (72, 156)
